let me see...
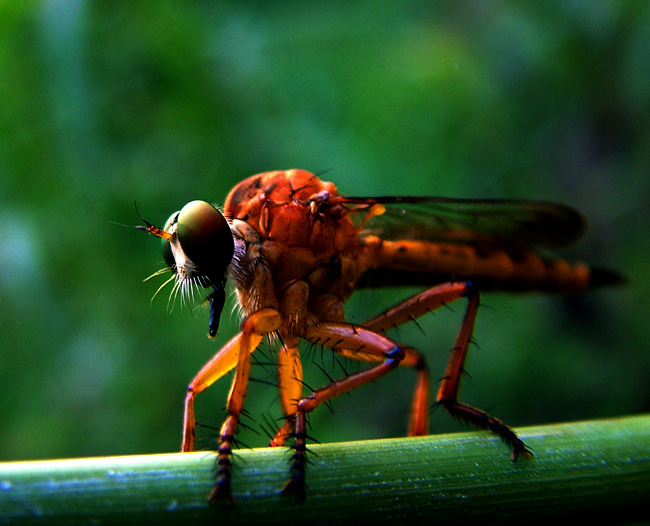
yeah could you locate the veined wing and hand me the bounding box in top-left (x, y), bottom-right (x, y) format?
top-left (334, 196), bottom-right (587, 250)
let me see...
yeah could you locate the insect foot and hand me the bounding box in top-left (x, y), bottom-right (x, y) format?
top-left (281, 414), bottom-right (309, 500)
top-left (208, 429), bottom-right (236, 505)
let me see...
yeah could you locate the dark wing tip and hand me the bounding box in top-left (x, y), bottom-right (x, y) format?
top-left (518, 202), bottom-right (587, 249)
top-left (590, 266), bottom-right (627, 288)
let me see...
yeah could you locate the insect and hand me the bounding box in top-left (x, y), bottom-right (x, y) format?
top-left (135, 169), bottom-right (621, 502)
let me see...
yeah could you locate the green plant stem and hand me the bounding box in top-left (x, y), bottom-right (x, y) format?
top-left (1, 414), bottom-right (649, 525)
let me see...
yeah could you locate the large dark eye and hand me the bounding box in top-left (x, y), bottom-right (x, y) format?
top-left (175, 200), bottom-right (234, 279)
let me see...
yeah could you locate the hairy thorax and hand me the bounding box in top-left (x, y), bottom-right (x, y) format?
top-left (223, 170), bottom-right (366, 338)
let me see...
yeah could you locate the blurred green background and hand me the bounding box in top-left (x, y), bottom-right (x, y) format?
top-left (1, 1), bottom-right (649, 462)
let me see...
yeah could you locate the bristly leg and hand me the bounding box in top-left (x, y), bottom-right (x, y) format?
top-left (437, 400), bottom-right (533, 460)
top-left (209, 414), bottom-right (238, 504)
top-left (184, 309), bottom-right (281, 504)
top-left (435, 285), bottom-right (532, 460)
top-left (280, 322), bottom-right (408, 498)
top-left (281, 413), bottom-right (309, 499)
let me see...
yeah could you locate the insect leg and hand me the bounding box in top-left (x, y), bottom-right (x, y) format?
top-left (350, 282), bottom-right (473, 436)
top-left (282, 322), bottom-right (407, 498)
top-left (270, 279), bottom-right (309, 447)
top-left (182, 332), bottom-right (243, 453)
top-left (195, 308), bottom-right (281, 503)
top-left (435, 285), bottom-right (532, 461)
top-left (270, 343), bottom-right (303, 447)
top-left (332, 342), bottom-right (430, 436)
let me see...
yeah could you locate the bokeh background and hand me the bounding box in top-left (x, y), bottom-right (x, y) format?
top-left (2, 1), bottom-right (649, 461)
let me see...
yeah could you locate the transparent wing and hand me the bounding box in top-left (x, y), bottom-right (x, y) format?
top-left (333, 195), bottom-right (587, 250)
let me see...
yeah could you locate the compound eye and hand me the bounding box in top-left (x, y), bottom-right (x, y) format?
top-left (161, 211), bottom-right (179, 268)
top-left (176, 200), bottom-right (234, 277)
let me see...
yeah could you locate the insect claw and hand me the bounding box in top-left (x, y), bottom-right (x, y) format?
top-left (510, 442), bottom-right (533, 462)
top-left (209, 479), bottom-right (235, 507)
top-left (280, 476), bottom-right (306, 500)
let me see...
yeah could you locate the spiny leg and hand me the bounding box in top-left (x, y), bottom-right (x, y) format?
top-left (276, 338), bottom-right (428, 474)
top-left (282, 322), bottom-right (407, 498)
top-left (332, 281), bottom-right (531, 458)
top-left (275, 282), bottom-right (479, 483)
top-left (361, 282), bottom-right (474, 436)
top-left (214, 308), bottom-right (282, 503)
top-left (270, 343), bottom-right (303, 447)
top-left (276, 282), bottom-right (530, 497)
top-left (333, 340), bottom-right (429, 437)
top-left (435, 285), bottom-right (532, 460)
top-left (180, 308), bottom-right (281, 503)
top-left (324, 282), bottom-right (472, 437)
top-left (269, 279), bottom-right (308, 448)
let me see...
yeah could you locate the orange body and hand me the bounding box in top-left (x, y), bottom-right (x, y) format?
top-left (143, 168), bottom-right (618, 502)
top-left (223, 169), bottom-right (592, 336)
top-left (224, 170), bottom-right (366, 331)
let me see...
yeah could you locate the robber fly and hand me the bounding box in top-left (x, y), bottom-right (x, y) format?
top-left (134, 169), bottom-right (621, 502)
